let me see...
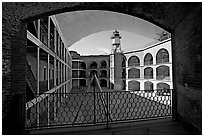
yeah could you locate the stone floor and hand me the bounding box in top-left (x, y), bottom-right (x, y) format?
top-left (28, 118), bottom-right (189, 135)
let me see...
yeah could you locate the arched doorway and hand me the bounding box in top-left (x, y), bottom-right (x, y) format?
top-left (128, 80), bottom-right (140, 91)
top-left (3, 3), bottom-right (202, 134)
top-left (144, 81), bottom-right (154, 90)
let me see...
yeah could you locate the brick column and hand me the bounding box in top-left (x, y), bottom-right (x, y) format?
top-left (2, 20), bottom-right (26, 134)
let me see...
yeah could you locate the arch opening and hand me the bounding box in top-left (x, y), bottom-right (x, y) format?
top-left (89, 61), bottom-right (98, 69)
top-left (100, 70), bottom-right (107, 78)
top-left (80, 62), bottom-right (86, 69)
top-left (156, 65), bottom-right (170, 80)
top-left (144, 67), bottom-right (153, 79)
top-left (100, 60), bottom-right (107, 68)
top-left (156, 48), bottom-right (169, 64)
top-left (144, 53), bottom-right (153, 65)
top-left (128, 56), bottom-right (140, 67)
top-left (128, 80), bottom-right (140, 91)
top-left (128, 68), bottom-right (140, 79)
top-left (144, 81), bottom-right (154, 91)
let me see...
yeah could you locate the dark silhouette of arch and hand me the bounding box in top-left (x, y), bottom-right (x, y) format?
top-left (144, 67), bottom-right (153, 79)
top-left (128, 56), bottom-right (140, 67)
top-left (144, 81), bottom-right (154, 90)
top-left (89, 61), bottom-right (97, 69)
top-left (80, 62), bottom-right (86, 69)
top-left (100, 60), bottom-right (107, 68)
top-left (156, 65), bottom-right (170, 80)
top-left (144, 53), bottom-right (153, 65)
top-left (100, 70), bottom-right (107, 78)
top-left (128, 68), bottom-right (140, 78)
top-left (90, 70), bottom-right (97, 77)
top-left (156, 48), bottom-right (169, 64)
top-left (128, 80), bottom-right (140, 91)
top-left (157, 82), bottom-right (170, 89)
top-left (156, 82), bottom-right (170, 96)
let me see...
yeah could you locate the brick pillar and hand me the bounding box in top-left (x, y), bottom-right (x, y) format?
top-left (2, 19), bottom-right (27, 134)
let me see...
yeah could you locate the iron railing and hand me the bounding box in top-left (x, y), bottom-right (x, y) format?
top-left (25, 89), bottom-right (173, 129)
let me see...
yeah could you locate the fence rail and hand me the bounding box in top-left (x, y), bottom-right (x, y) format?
top-left (25, 89), bottom-right (173, 129)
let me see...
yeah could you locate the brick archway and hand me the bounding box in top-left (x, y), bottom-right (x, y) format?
top-left (2, 2), bottom-right (202, 134)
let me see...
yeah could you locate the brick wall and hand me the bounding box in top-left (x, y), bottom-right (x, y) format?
top-left (173, 4), bottom-right (202, 134)
top-left (2, 2), bottom-right (202, 134)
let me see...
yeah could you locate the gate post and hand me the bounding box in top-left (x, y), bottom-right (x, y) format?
top-left (171, 89), bottom-right (176, 121)
top-left (93, 86), bottom-right (96, 124)
top-left (106, 92), bottom-right (109, 129)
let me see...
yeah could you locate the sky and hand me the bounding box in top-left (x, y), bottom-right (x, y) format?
top-left (68, 30), bottom-right (157, 55)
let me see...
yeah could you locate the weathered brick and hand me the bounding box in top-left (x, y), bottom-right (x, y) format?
top-left (2, 2), bottom-right (202, 135)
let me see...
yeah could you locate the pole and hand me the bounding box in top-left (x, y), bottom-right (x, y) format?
top-left (93, 77), bottom-right (96, 124)
top-left (106, 92), bottom-right (109, 129)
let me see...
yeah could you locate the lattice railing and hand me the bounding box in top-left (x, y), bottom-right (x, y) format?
top-left (25, 90), bottom-right (172, 129)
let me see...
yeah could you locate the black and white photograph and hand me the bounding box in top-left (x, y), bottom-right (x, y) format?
top-left (2, 2), bottom-right (202, 135)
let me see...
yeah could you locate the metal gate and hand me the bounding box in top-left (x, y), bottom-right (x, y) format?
top-left (25, 90), bottom-right (173, 129)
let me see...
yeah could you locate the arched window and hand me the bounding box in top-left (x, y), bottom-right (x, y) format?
top-left (128, 80), bottom-right (140, 91)
top-left (100, 60), bottom-right (107, 68)
top-left (90, 70), bottom-right (97, 77)
top-left (144, 67), bottom-right (153, 79)
top-left (80, 62), bottom-right (86, 69)
top-left (89, 61), bottom-right (97, 69)
top-left (156, 65), bottom-right (170, 80)
top-left (128, 56), bottom-right (140, 67)
top-left (144, 81), bottom-right (154, 90)
top-left (156, 48), bottom-right (169, 64)
top-left (144, 53), bottom-right (153, 65)
top-left (100, 79), bottom-right (107, 87)
top-left (128, 68), bottom-right (140, 78)
top-left (100, 70), bottom-right (107, 78)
